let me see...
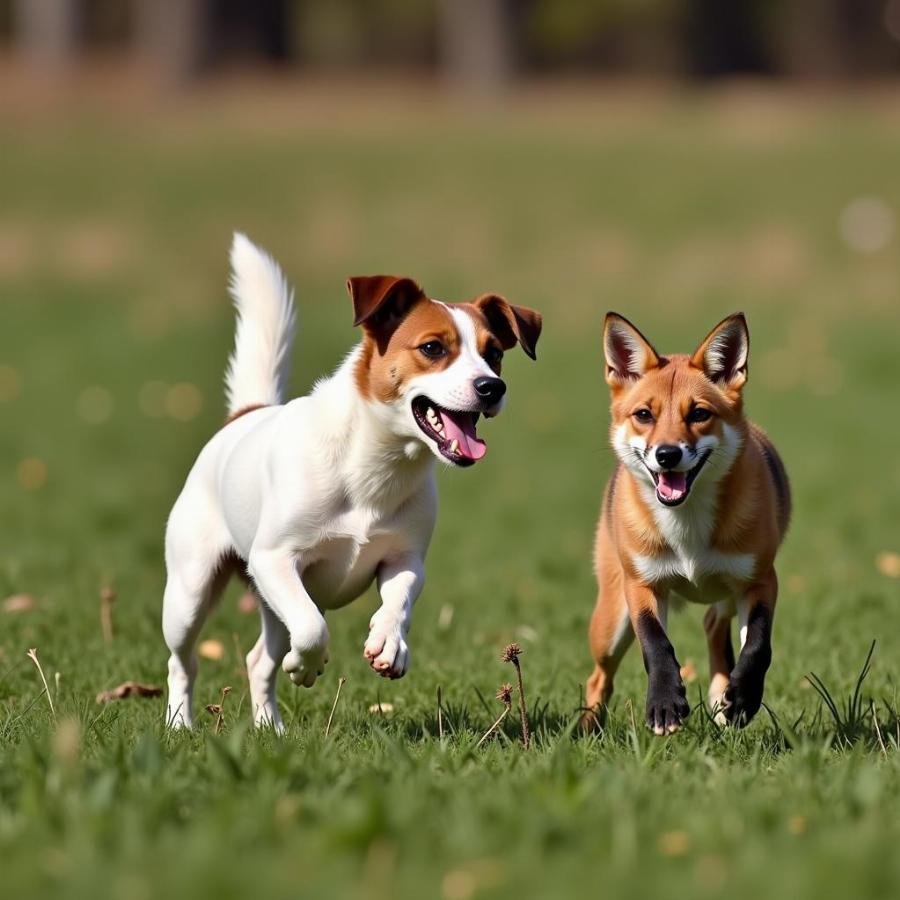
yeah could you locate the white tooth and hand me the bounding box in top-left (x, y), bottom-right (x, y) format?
top-left (449, 439), bottom-right (459, 454)
top-left (426, 408), bottom-right (437, 420)
top-left (435, 422), bottom-right (443, 433)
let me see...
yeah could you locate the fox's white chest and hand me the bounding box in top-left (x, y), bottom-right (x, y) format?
top-left (632, 488), bottom-right (755, 603)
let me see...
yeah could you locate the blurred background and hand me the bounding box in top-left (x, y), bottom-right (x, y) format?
top-left (5, 0), bottom-right (900, 86)
top-left (3, 3), bottom-right (900, 897)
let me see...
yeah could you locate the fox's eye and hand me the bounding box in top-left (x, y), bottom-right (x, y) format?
top-left (484, 345), bottom-right (503, 366)
top-left (688, 407), bottom-right (712, 424)
top-left (633, 409), bottom-right (654, 424)
top-left (419, 341), bottom-right (446, 359)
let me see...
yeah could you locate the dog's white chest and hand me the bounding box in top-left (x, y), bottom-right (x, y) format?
top-left (298, 510), bottom-right (391, 610)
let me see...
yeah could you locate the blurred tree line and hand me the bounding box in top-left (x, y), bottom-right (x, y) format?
top-left (2, 0), bottom-right (899, 86)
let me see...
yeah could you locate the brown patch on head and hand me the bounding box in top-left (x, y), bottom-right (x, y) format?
top-left (471, 294), bottom-right (542, 360)
top-left (355, 299), bottom-right (462, 402)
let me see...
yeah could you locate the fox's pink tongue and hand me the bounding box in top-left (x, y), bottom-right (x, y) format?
top-left (439, 410), bottom-right (487, 461)
top-left (657, 471), bottom-right (687, 501)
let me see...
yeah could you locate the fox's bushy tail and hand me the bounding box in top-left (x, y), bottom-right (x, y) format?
top-left (224, 233), bottom-right (297, 417)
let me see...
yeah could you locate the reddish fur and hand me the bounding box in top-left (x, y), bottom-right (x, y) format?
top-left (584, 317), bottom-right (790, 725)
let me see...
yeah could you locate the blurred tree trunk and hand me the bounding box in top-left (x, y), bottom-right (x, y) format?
top-left (14, 0), bottom-right (84, 71)
top-left (134, 0), bottom-right (211, 85)
top-left (437, 0), bottom-right (515, 94)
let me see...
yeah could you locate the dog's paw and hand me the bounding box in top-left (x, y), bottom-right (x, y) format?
top-left (364, 612), bottom-right (410, 679)
top-left (282, 620), bottom-right (329, 688)
top-left (645, 675), bottom-right (690, 735)
top-left (722, 670), bottom-right (765, 728)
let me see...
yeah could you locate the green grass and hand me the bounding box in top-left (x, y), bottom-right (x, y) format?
top-left (2, 88), bottom-right (900, 899)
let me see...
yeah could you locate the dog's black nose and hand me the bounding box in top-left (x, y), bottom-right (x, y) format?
top-left (473, 376), bottom-right (506, 405)
top-left (655, 444), bottom-right (683, 470)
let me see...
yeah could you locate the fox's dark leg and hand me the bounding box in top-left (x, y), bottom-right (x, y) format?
top-left (628, 583), bottom-right (690, 735)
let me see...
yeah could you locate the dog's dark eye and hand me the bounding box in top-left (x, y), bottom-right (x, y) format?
top-left (419, 341), bottom-right (446, 359)
top-left (484, 345), bottom-right (503, 366)
top-left (633, 409), bottom-right (654, 424)
top-left (688, 407), bottom-right (712, 424)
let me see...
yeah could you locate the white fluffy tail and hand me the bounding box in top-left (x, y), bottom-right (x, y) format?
top-left (224, 233), bottom-right (297, 416)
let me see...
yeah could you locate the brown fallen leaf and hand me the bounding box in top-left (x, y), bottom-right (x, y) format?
top-left (876, 551), bottom-right (900, 579)
top-left (4, 594), bottom-right (35, 613)
top-left (680, 659), bottom-right (697, 683)
top-left (96, 681), bottom-right (163, 704)
top-left (198, 639), bottom-right (225, 660)
top-left (237, 592), bottom-right (258, 615)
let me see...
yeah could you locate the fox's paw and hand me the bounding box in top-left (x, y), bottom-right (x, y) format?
top-left (722, 670), bottom-right (765, 728)
top-left (646, 676), bottom-right (690, 735)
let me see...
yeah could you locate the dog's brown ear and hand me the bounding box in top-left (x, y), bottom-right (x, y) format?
top-left (691, 312), bottom-right (749, 393)
top-left (347, 276), bottom-right (425, 329)
top-left (473, 294), bottom-right (542, 360)
top-left (603, 312), bottom-right (659, 388)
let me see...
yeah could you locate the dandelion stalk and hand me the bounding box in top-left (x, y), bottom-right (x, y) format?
top-left (501, 643), bottom-right (530, 749)
top-left (205, 686), bottom-right (232, 734)
top-left (26, 648), bottom-right (55, 720)
top-left (476, 684), bottom-right (513, 750)
top-left (324, 676), bottom-right (346, 738)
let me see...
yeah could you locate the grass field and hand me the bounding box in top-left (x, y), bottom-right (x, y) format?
top-left (2, 84), bottom-right (900, 900)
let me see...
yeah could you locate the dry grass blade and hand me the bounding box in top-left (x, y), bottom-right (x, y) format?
top-left (437, 686), bottom-right (444, 741)
top-left (26, 648), bottom-right (55, 719)
top-left (475, 685), bottom-right (513, 750)
top-left (324, 676), bottom-right (346, 738)
top-left (99, 586), bottom-right (116, 644)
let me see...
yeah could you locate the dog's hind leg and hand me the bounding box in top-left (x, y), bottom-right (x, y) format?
top-left (162, 549), bottom-right (234, 729)
top-left (704, 601), bottom-right (735, 725)
top-left (246, 597), bottom-right (290, 732)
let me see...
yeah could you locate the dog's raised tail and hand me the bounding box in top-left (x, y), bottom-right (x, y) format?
top-left (224, 233), bottom-right (297, 417)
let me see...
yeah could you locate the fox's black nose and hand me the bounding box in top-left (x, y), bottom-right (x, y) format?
top-left (473, 376), bottom-right (506, 405)
top-left (655, 444), bottom-right (683, 470)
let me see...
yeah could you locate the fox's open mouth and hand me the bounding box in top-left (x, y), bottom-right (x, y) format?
top-left (652, 451), bottom-right (712, 507)
top-left (411, 396), bottom-right (486, 467)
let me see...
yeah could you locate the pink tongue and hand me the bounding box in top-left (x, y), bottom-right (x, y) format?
top-left (657, 471), bottom-right (687, 501)
top-left (439, 410), bottom-right (487, 461)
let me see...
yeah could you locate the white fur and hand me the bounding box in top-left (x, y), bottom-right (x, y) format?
top-left (163, 238), bottom-right (500, 730)
top-left (614, 421), bottom-right (751, 601)
top-left (225, 233), bottom-right (297, 415)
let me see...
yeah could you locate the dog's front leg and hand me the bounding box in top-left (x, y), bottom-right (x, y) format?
top-left (724, 571), bottom-right (776, 727)
top-left (364, 555), bottom-right (425, 679)
top-left (248, 547), bottom-right (329, 689)
top-left (628, 582), bottom-right (690, 735)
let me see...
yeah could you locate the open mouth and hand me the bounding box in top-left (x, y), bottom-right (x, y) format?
top-left (651, 451), bottom-right (712, 507)
top-left (411, 396), bottom-right (486, 466)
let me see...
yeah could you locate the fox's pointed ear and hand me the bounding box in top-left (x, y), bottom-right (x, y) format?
top-left (691, 313), bottom-right (749, 393)
top-left (473, 294), bottom-right (542, 360)
top-left (603, 313), bottom-right (659, 388)
top-left (347, 275), bottom-right (424, 329)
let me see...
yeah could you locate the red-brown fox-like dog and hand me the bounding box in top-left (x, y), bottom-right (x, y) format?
top-left (583, 312), bottom-right (790, 734)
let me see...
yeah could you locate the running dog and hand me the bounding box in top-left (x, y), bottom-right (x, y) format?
top-left (584, 312), bottom-right (790, 734)
top-left (163, 234), bottom-right (542, 729)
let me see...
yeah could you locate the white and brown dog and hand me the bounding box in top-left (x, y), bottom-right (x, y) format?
top-left (162, 234), bottom-right (542, 729)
